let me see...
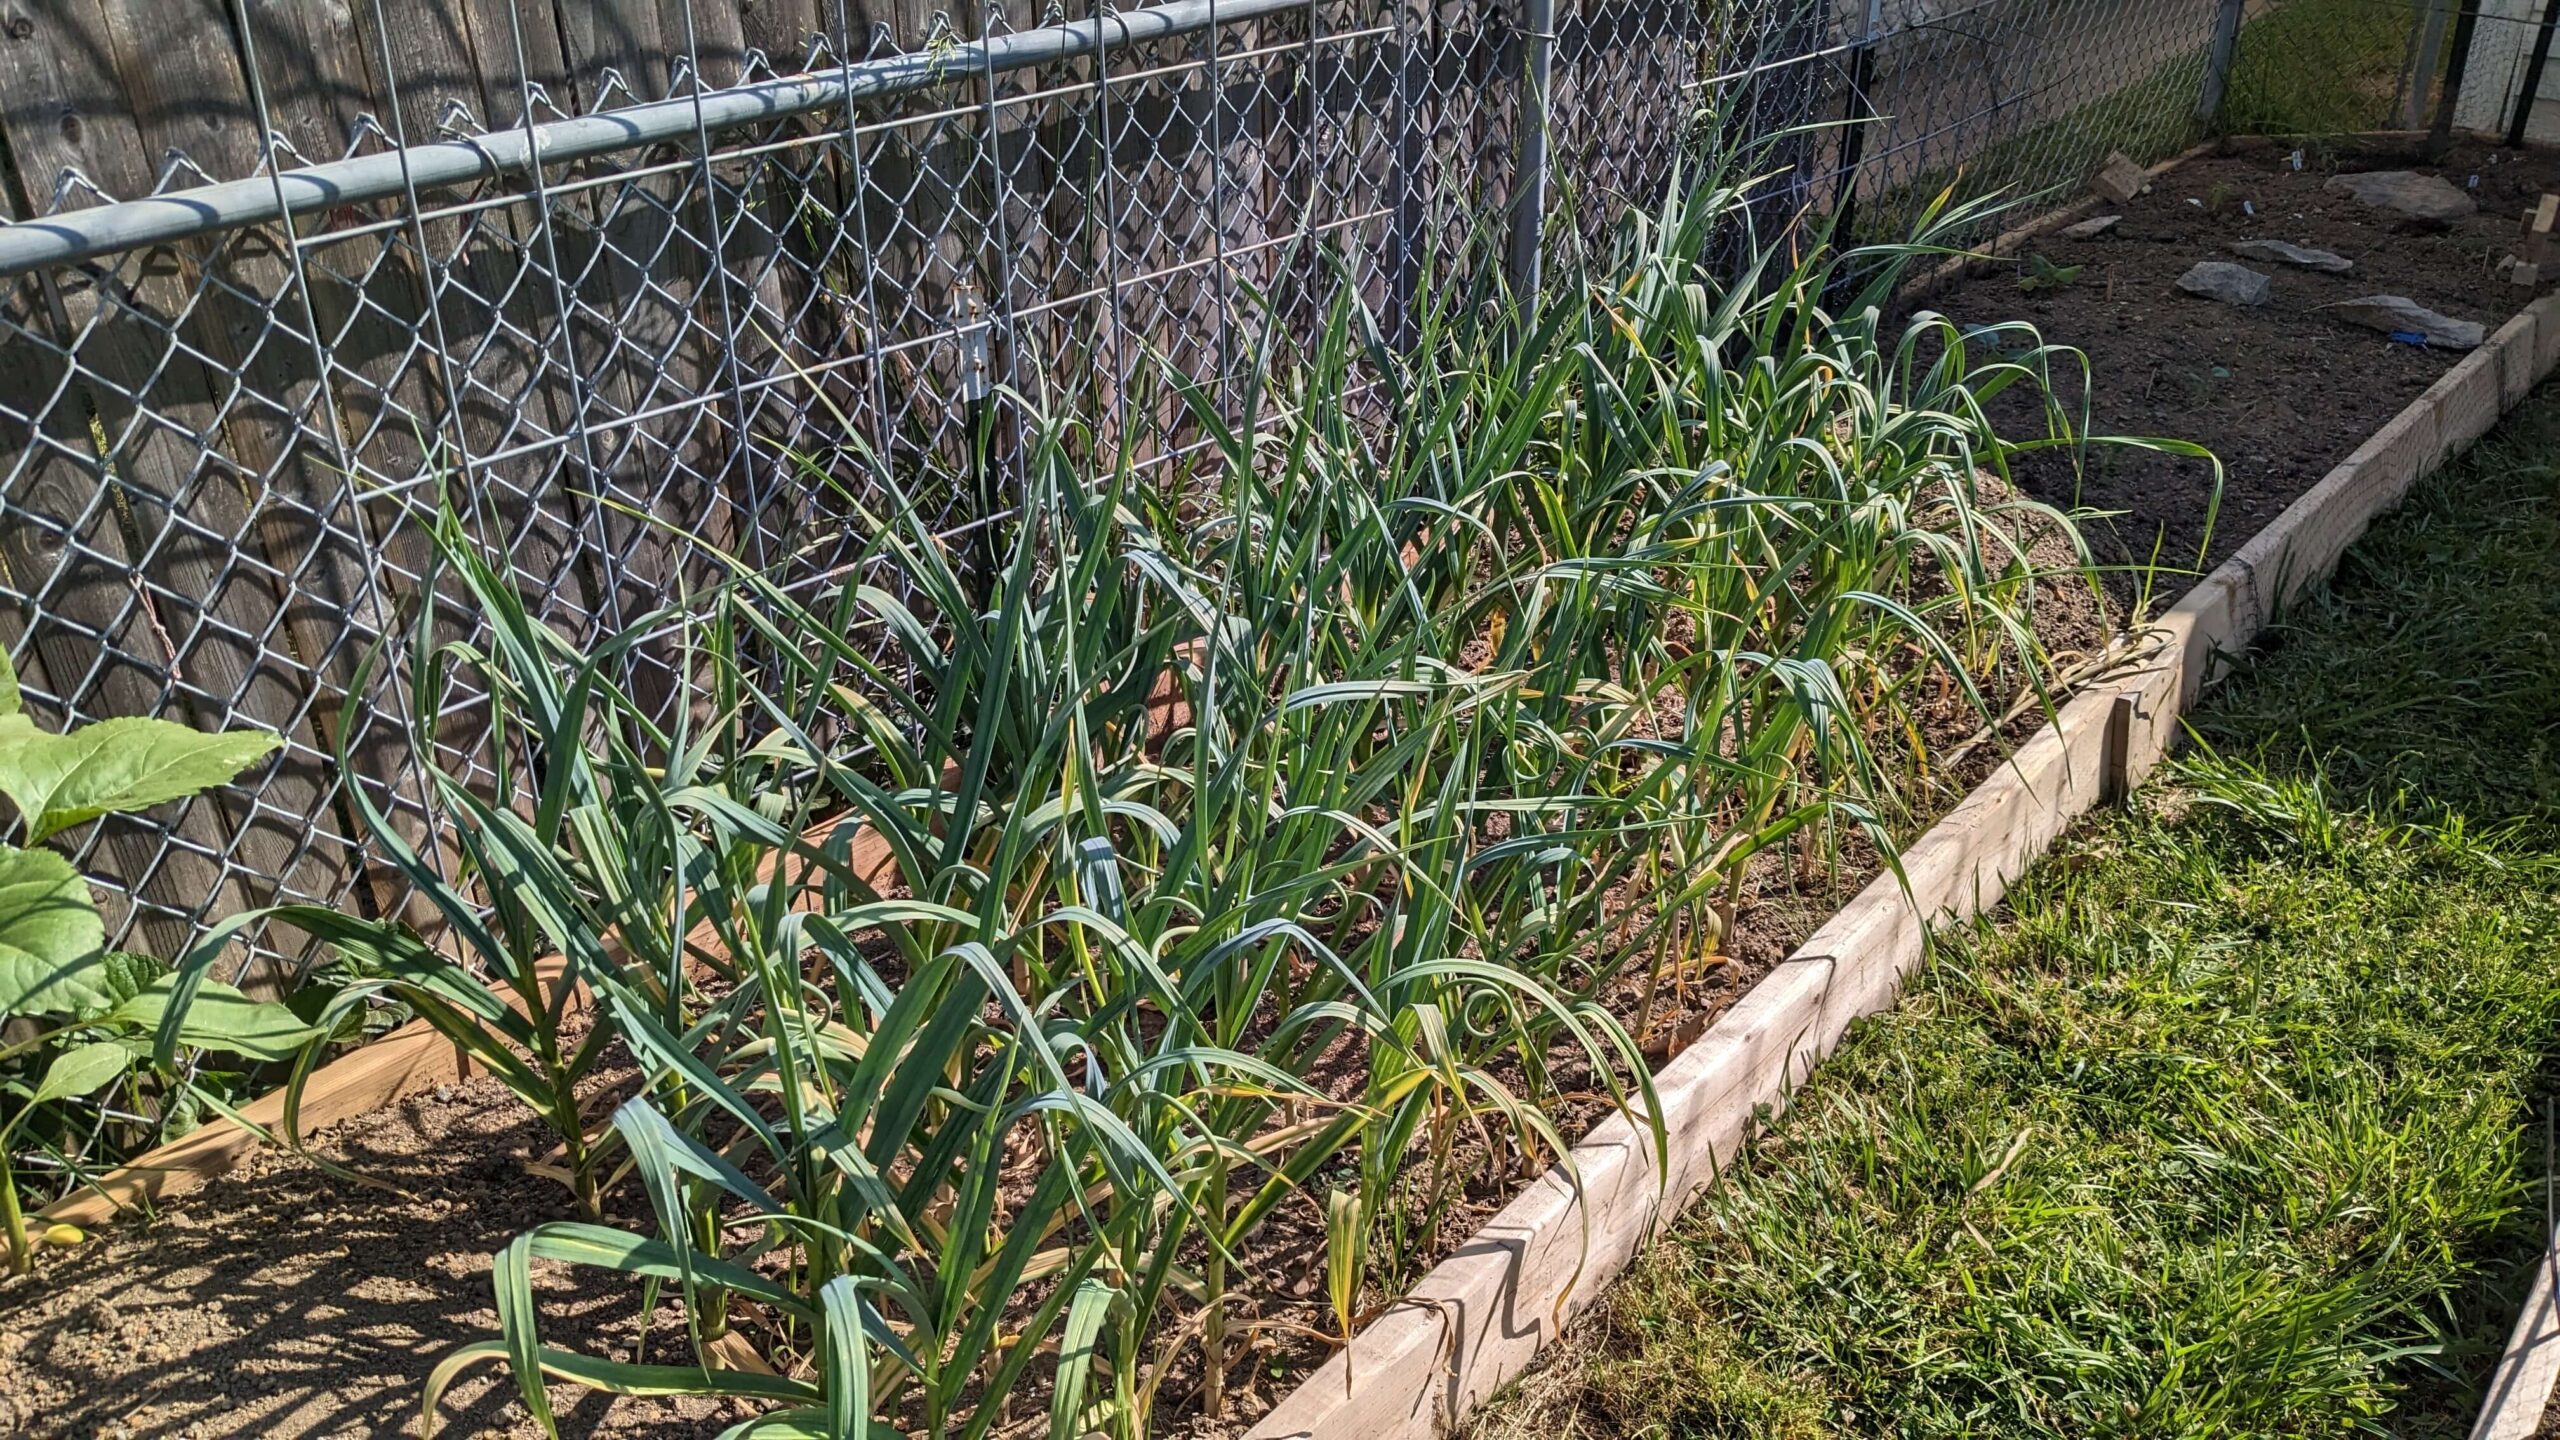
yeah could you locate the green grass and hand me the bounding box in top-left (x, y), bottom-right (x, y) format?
top-left (2218, 0), bottom-right (2416, 140)
top-left (1856, 0), bottom-right (2416, 247)
top-left (1469, 396), bottom-right (2560, 1439)
top-left (2194, 427), bottom-right (2560, 846)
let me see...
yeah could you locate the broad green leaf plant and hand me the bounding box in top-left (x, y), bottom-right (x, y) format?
top-left (0, 650), bottom-right (308, 1275)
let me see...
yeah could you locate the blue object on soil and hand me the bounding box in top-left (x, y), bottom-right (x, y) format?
top-left (2389, 331), bottom-right (2430, 347)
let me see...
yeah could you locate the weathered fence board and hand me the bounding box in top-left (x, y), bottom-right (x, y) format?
top-left (0, 0), bottom-right (2251, 1014)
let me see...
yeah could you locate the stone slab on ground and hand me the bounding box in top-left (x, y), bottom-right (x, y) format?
top-left (2323, 170), bottom-right (2478, 222)
top-left (2091, 152), bottom-right (2149, 205)
top-left (2325, 294), bottom-right (2485, 349)
top-left (2060, 214), bottom-right (2122, 240)
top-left (2230, 237), bottom-right (2354, 273)
top-left (2176, 260), bottom-right (2273, 306)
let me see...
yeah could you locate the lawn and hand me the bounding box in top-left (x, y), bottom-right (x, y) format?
top-left (1853, 0), bottom-right (2417, 246)
top-left (1469, 394), bottom-right (2560, 1439)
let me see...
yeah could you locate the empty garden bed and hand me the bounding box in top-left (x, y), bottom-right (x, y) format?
top-left (1936, 137), bottom-right (2560, 579)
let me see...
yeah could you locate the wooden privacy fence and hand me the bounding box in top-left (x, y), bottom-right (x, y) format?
top-left (0, 0), bottom-right (2240, 995)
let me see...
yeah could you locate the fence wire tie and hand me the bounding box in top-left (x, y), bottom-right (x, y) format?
top-left (343, 113), bottom-right (396, 159)
top-left (152, 149), bottom-right (221, 195)
top-left (593, 66), bottom-right (638, 111)
top-left (129, 575), bottom-right (184, 683)
top-left (47, 166), bottom-right (115, 215)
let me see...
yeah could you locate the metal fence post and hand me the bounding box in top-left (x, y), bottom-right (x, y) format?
top-left (1830, 0), bottom-right (1885, 245)
top-left (2399, 0), bottom-right (2455, 130)
top-left (1387, 0), bottom-right (1422, 348)
top-left (1504, 0), bottom-right (1556, 300)
top-left (2197, 0), bottom-right (2247, 126)
top-left (2507, 0), bottom-right (2560, 148)
top-left (2429, 0), bottom-right (2485, 158)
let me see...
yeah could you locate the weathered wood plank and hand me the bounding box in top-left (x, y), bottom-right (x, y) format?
top-left (88, 0), bottom-right (418, 987)
top-left (0, 0), bottom-right (273, 961)
top-left (739, 0), bottom-right (825, 68)
top-left (2474, 1236), bottom-right (2560, 1440)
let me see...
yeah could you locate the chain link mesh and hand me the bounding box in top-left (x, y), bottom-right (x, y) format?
top-left (0, 0), bottom-right (2384, 1183)
top-left (2225, 0), bottom-right (2441, 138)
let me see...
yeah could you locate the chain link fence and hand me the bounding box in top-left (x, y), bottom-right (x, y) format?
top-left (0, 0), bottom-right (2396, 1024)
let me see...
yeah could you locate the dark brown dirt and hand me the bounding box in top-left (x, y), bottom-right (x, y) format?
top-left (1929, 138), bottom-right (2560, 592)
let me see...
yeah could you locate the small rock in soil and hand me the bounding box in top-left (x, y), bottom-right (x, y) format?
top-left (2322, 170), bottom-right (2477, 222)
top-left (2060, 214), bottom-right (2122, 240)
top-left (2322, 294), bottom-right (2485, 348)
top-left (2175, 260), bottom-right (2272, 306)
top-left (2229, 237), bottom-right (2354, 273)
top-left (2090, 152), bottom-right (2148, 205)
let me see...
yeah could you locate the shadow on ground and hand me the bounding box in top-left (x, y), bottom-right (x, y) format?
top-left (0, 1066), bottom-right (751, 1438)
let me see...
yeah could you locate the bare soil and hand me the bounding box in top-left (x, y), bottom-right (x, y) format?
top-left (0, 1065), bottom-right (774, 1439)
top-left (1928, 138), bottom-right (2560, 589)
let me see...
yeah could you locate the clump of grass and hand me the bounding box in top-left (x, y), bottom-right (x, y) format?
top-left (1474, 396), bottom-right (2560, 1440)
top-left (2218, 0), bottom-right (2415, 139)
top-left (2195, 409), bottom-right (2560, 844)
top-left (1482, 774), bottom-right (2560, 1439)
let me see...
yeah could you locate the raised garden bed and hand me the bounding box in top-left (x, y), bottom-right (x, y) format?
top-left (10, 143), bottom-right (2560, 1440)
top-left (1236, 154), bottom-right (2560, 1437)
top-left (1464, 384), bottom-right (2560, 1440)
top-left (1928, 137), bottom-right (2560, 579)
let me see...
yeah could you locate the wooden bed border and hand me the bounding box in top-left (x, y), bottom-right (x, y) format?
top-left (1245, 299), bottom-right (2560, 1440)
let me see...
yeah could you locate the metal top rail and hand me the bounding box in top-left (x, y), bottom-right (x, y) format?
top-left (0, 0), bottom-right (1306, 277)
